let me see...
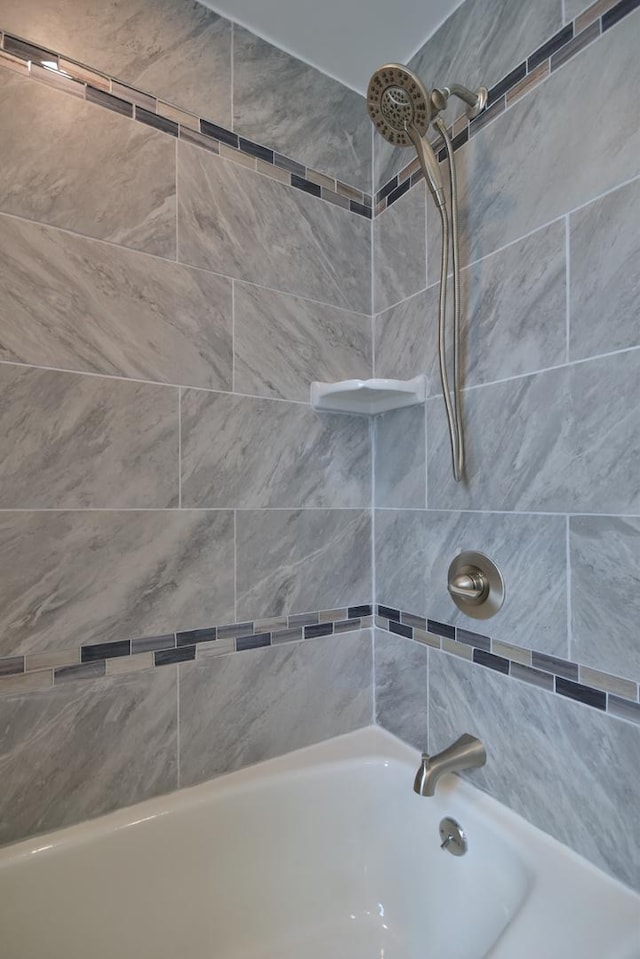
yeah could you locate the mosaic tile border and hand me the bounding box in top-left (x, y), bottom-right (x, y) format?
top-left (0, 30), bottom-right (373, 219)
top-left (0, 606), bottom-right (374, 694)
top-left (374, 0), bottom-right (639, 216)
top-left (375, 605), bottom-right (640, 726)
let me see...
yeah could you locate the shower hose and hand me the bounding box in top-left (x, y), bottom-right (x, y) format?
top-left (434, 118), bottom-right (464, 483)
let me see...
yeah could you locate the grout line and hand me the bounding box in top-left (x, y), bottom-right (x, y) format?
top-left (374, 506), bottom-right (640, 518)
top-left (424, 390), bottom-right (429, 508)
top-left (371, 622), bottom-right (377, 725)
top-left (0, 505), bottom-right (636, 517)
top-left (176, 665), bottom-right (181, 789)
top-left (565, 214), bottom-right (571, 363)
top-left (175, 135), bottom-right (179, 263)
top-left (0, 358), bottom-right (314, 404)
top-left (566, 514), bottom-right (573, 660)
top-left (0, 505), bottom-right (384, 513)
top-left (425, 645), bottom-right (430, 753)
top-left (231, 278), bottom-right (236, 394)
top-left (233, 509), bottom-right (238, 621)
top-left (229, 21), bottom-right (234, 129)
top-left (177, 387), bottom-right (182, 508)
top-left (0, 207), bottom-right (372, 319)
top-left (456, 342), bottom-right (640, 395)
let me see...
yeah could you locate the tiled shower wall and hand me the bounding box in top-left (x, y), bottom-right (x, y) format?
top-left (0, 0), bottom-right (375, 843)
top-left (373, 0), bottom-right (640, 890)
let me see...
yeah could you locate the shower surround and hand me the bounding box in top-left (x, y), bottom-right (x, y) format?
top-left (0, 0), bottom-right (639, 895)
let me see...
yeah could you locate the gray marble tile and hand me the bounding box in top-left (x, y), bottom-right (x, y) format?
top-left (455, 13), bottom-right (640, 266)
top-left (178, 143), bottom-right (370, 313)
top-left (181, 392), bottom-right (371, 509)
top-left (374, 509), bottom-right (430, 617)
top-left (179, 630), bottom-right (372, 786)
top-left (375, 509), bottom-right (567, 654)
top-left (374, 628), bottom-right (428, 749)
top-left (374, 287), bottom-right (438, 388)
top-left (233, 26), bottom-right (370, 190)
top-left (428, 349), bottom-right (640, 513)
top-left (236, 509), bottom-right (371, 620)
top-left (0, 214), bottom-right (232, 389)
top-left (571, 516), bottom-right (640, 682)
top-left (569, 176), bottom-right (640, 361)
top-left (0, 366), bottom-right (178, 509)
top-left (428, 649), bottom-right (640, 890)
top-left (0, 510), bottom-right (234, 657)
top-left (234, 282), bottom-right (371, 402)
top-left (374, 406), bottom-right (426, 508)
top-left (374, 0), bottom-right (562, 188)
top-left (425, 220), bottom-right (567, 386)
top-left (0, 667), bottom-right (177, 844)
top-left (374, 185), bottom-right (427, 313)
top-left (0, 72), bottom-right (176, 258)
top-left (0, 0), bottom-right (232, 125)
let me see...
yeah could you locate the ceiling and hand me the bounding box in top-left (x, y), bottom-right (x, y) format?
top-left (202, 0), bottom-right (463, 94)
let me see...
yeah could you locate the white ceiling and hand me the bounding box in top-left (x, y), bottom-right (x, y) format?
top-left (202, 0), bottom-right (463, 94)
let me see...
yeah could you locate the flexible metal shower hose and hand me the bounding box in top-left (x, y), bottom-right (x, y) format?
top-left (435, 119), bottom-right (464, 482)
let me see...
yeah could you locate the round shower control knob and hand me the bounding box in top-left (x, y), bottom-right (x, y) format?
top-left (447, 551), bottom-right (505, 620)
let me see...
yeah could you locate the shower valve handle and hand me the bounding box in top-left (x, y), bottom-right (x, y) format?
top-left (448, 569), bottom-right (487, 602)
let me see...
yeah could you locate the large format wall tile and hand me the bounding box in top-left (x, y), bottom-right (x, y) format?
top-left (374, 406), bottom-right (426, 508)
top-left (427, 220), bottom-right (567, 386)
top-left (374, 510), bottom-right (428, 618)
top-left (0, 214), bottom-right (232, 389)
top-left (428, 650), bottom-right (640, 890)
top-left (233, 26), bottom-right (370, 189)
top-left (373, 185), bottom-right (426, 313)
top-left (0, 367), bottom-right (178, 509)
top-left (236, 509), bottom-right (371, 619)
top-left (569, 176), bottom-right (640, 360)
top-left (374, 629), bottom-right (428, 750)
top-left (181, 392), bottom-right (371, 509)
top-left (178, 143), bottom-right (370, 313)
top-left (179, 630), bottom-right (373, 786)
top-left (428, 349), bottom-right (640, 513)
top-left (375, 286), bottom-right (439, 387)
top-left (0, 0), bottom-right (232, 125)
top-left (375, 509), bottom-right (568, 653)
top-left (377, 220), bottom-right (566, 392)
top-left (0, 73), bottom-right (176, 257)
top-left (234, 282), bottom-right (371, 402)
top-left (457, 13), bottom-right (640, 265)
top-left (374, 0), bottom-right (563, 188)
top-left (0, 668), bottom-right (177, 845)
top-left (570, 516), bottom-right (640, 682)
top-left (0, 511), bottom-right (234, 657)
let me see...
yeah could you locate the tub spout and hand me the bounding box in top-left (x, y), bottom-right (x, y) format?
top-left (413, 733), bottom-right (486, 797)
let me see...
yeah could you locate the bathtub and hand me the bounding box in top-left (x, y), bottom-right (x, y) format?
top-left (0, 727), bottom-right (638, 959)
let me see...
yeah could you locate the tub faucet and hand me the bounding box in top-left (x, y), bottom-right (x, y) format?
top-left (413, 733), bottom-right (486, 797)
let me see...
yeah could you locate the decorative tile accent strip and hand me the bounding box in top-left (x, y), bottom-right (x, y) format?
top-left (373, 0), bottom-right (638, 215)
top-left (374, 605), bottom-right (640, 723)
top-left (0, 606), bottom-right (374, 695)
top-left (0, 30), bottom-right (372, 218)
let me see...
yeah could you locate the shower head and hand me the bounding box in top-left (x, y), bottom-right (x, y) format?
top-left (367, 63), bottom-right (445, 208)
top-left (366, 64), bottom-right (432, 147)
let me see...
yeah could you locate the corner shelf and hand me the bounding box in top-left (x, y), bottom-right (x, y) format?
top-left (310, 375), bottom-right (427, 416)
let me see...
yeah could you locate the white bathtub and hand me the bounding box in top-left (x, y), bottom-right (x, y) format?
top-left (0, 726), bottom-right (638, 959)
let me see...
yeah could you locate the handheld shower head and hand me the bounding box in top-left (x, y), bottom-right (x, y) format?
top-left (367, 64), bottom-right (445, 207)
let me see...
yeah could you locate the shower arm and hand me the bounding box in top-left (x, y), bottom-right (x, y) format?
top-left (431, 83), bottom-right (488, 120)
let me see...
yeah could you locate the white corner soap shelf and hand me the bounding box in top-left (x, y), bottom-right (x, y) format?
top-left (310, 375), bottom-right (427, 415)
